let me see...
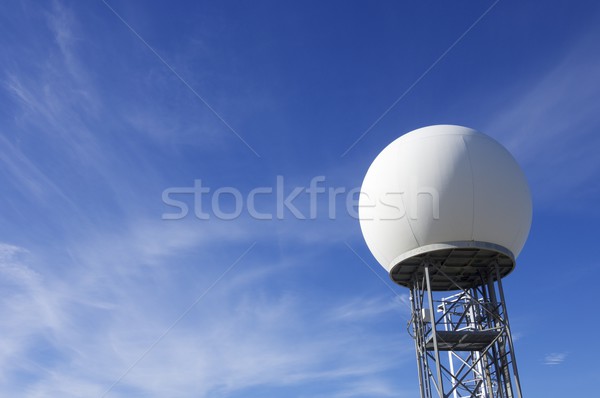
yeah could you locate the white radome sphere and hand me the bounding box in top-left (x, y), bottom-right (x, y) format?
top-left (359, 125), bottom-right (532, 275)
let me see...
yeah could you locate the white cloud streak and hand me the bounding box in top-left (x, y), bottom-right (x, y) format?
top-left (485, 26), bottom-right (600, 207)
top-left (543, 352), bottom-right (567, 366)
top-left (0, 235), bottom-right (411, 397)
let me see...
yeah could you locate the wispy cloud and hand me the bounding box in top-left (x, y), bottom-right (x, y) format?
top-left (0, 243), bottom-right (70, 390)
top-left (1, 0), bottom-right (259, 230)
top-left (328, 294), bottom-right (410, 322)
top-left (323, 379), bottom-right (405, 398)
top-left (0, 236), bottom-right (411, 397)
top-left (485, 26), bottom-right (600, 208)
top-left (544, 352), bottom-right (568, 366)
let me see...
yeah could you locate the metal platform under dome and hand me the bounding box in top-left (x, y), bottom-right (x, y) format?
top-left (425, 330), bottom-right (502, 351)
top-left (389, 241), bottom-right (515, 291)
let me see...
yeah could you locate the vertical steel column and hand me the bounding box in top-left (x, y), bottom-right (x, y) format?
top-left (487, 272), bottom-right (512, 398)
top-left (442, 299), bottom-right (459, 398)
top-left (467, 289), bottom-right (490, 398)
top-left (471, 287), bottom-right (494, 398)
top-left (424, 263), bottom-right (444, 397)
top-left (479, 281), bottom-right (501, 398)
top-left (495, 266), bottom-right (523, 398)
top-left (410, 286), bottom-right (427, 398)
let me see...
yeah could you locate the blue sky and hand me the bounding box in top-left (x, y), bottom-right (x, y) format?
top-left (1, 0), bottom-right (599, 396)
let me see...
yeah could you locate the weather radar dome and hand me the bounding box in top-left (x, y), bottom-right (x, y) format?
top-left (359, 125), bottom-right (532, 290)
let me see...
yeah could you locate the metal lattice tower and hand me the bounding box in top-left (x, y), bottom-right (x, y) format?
top-left (400, 245), bottom-right (522, 398)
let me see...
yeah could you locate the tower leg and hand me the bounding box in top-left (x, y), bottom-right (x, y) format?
top-left (424, 264), bottom-right (445, 397)
top-left (410, 288), bottom-right (428, 398)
